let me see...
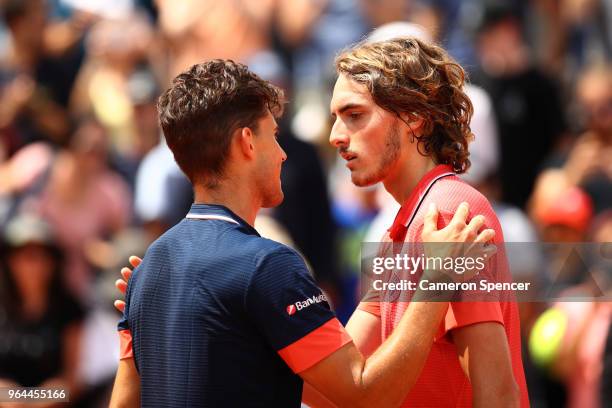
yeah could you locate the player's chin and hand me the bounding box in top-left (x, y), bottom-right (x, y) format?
top-left (262, 189), bottom-right (284, 208)
top-left (350, 170), bottom-right (379, 187)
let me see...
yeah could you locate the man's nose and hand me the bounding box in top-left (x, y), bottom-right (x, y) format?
top-left (329, 123), bottom-right (349, 148)
top-left (280, 146), bottom-right (287, 162)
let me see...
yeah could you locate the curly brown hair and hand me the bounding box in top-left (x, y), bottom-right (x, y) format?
top-left (158, 60), bottom-right (284, 187)
top-left (335, 38), bottom-right (473, 173)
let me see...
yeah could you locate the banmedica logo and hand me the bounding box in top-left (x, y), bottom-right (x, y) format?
top-left (286, 293), bottom-right (328, 315)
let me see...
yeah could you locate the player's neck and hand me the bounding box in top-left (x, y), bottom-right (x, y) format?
top-left (193, 183), bottom-right (259, 227)
top-left (383, 154), bottom-right (437, 205)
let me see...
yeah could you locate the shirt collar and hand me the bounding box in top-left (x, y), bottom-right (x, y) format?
top-left (186, 203), bottom-right (260, 236)
top-left (388, 164), bottom-right (455, 241)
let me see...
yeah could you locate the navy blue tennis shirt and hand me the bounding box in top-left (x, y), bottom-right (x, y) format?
top-left (118, 204), bottom-right (351, 407)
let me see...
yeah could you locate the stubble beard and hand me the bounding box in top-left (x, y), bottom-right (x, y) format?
top-left (351, 123), bottom-right (401, 187)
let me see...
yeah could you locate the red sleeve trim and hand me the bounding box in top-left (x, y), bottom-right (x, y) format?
top-left (357, 301), bottom-right (381, 317)
top-left (436, 302), bottom-right (504, 340)
top-left (278, 317), bottom-right (352, 373)
top-left (118, 329), bottom-right (134, 360)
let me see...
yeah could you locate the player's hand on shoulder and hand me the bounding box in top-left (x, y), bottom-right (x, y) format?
top-left (421, 202), bottom-right (496, 282)
top-left (114, 256), bottom-right (142, 313)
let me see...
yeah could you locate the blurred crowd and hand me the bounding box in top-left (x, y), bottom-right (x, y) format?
top-left (0, 0), bottom-right (609, 407)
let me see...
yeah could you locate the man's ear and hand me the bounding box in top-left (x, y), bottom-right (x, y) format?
top-left (236, 126), bottom-right (256, 159)
top-left (399, 113), bottom-right (425, 138)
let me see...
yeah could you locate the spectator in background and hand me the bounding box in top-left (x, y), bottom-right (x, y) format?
top-left (155, 0), bottom-right (279, 79)
top-left (473, 4), bottom-right (566, 209)
top-left (0, 213), bottom-right (84, 403)
top-left (107, 66), bottom-right (163, 192)
top-left (36, 118), bottom-right (131, 302)
top-left (278, 0), bottom-right (370, 145)
top-left (530, 213), bottom-right (612, 408)
top-left (533, 0), bottom-right (612, 75)
top-left (69, 12), bottom-right (154, 157)
top-left (395, 0), bottom-right (478, 70)
top-left (534, 187), bottom-right (594, 243)
top-left (125, 68), bottom-right (161, 164)
top-left (0, 119), bottom-right (132, 302)
top-left (134, 136), bottom-right (192, 239)
top-left (532, 187), bottom-right (594, 289)
top-left (0, 0), bottom-right (87, 155)
top-left (530, 63), bottom-right (612, 218)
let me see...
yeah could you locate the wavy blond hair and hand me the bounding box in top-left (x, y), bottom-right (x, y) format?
top-left (335, 38), bottom-right (473, 173)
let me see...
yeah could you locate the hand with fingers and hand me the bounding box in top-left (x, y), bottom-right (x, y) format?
top-left (114, 256), bottom-right (142, 313)
top-left (421, 202), bottom-right (497, 283)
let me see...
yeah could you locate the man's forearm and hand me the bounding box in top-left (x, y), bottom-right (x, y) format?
top-left (452, 322), bottom-right (521, 408)
top-left (355, 299), bottom-right (448, 407)
top-left (110, 358), bottom-right (140, 408)
top-left (473, 382), bottom-right (521, 408)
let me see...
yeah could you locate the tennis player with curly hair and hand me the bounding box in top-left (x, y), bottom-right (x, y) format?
top-left (330, 37), bottom-right (528, 407)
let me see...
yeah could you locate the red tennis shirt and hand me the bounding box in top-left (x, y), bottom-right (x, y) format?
top-left (359, 164), bottom-right (529, 407)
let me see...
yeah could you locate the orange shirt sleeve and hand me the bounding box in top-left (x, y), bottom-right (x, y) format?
top-left (277, 317), bottom-right (353, 373)
top-left (118, 329), bottom-right (134, 360)
top-left (357, 301), bottom-right (381, 317)
top-left (436, 302), bottom-right (504, 341)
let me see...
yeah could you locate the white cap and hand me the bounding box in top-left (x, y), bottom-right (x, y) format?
top-left (366, 22), bottom-right (432, 44)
